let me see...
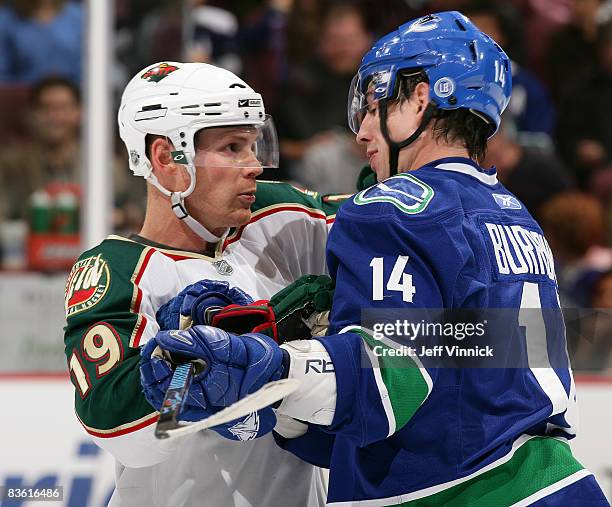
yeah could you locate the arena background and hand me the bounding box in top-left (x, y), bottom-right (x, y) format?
top-left (1, 0), bottom-right (611, 505)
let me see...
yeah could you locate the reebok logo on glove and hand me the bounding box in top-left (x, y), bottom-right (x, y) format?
top-left (305, 358), bottom-right (335, 374)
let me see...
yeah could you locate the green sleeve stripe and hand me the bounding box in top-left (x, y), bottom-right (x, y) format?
top-left (343, 326), bottom-right (432, 433)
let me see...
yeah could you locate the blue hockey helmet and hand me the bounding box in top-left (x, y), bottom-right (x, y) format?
top-left (348, 11), bottom-right (512, 137)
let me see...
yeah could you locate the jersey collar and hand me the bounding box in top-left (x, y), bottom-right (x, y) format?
top-left (422, 156), bottom-right (498, 186)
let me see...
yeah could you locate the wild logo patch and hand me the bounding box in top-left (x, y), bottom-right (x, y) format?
top-left (141, 63), bottom-right (179, 83)
top-left (65, 253), bottom-right (111, 318)
top-left (353, 173), bottom-right (434, 214)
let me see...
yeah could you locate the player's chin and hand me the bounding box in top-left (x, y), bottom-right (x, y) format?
top-left (230, 208), bottom-right (252, 226)
top-left (371, 161), bottom-right (389, 182)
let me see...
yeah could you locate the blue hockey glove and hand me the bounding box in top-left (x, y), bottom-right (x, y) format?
top-left (140, 325), bottom-right (285, 440)
top-left (156, 280), bottom-right (253, 330)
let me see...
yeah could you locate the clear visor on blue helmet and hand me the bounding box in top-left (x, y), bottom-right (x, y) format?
top-left (348, 64), bottom-right (400, 135)
top-left (193, 115), bottom-right (279, 168)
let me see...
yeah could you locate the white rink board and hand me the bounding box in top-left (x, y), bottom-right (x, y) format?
top-left (0, 378), bottom-right (116, 506)
top-left (0, 378), bottom-right (610, 506)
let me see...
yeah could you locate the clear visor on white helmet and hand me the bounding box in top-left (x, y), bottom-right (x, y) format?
top-left (192, 115), bottom-right (279, 168)
top-left (348, 64), bottom-right (398, 134)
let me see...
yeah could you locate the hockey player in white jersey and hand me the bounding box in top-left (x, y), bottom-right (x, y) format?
top-left (63, 62), bottom-right (341, 506)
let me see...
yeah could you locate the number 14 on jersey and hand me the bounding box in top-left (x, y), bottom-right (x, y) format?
top-left (370, 256), bottom-right (416, 303)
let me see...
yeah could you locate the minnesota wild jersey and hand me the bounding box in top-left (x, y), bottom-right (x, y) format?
top-left (63, 181), bottom-right (345, 507)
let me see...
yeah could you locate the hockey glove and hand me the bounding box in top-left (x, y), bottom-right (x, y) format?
top-left (211, 274), bottom-right (334, 343)
top-left (140, 325), bottom-right (285, 440)
top-left (156, 279), bottom-right (253, 331)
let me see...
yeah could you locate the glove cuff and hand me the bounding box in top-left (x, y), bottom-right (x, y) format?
top-left (277, 340), bottom-right (336, 425)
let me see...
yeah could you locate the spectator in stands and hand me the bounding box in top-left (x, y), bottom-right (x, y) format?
top-left (275, 2), bottom-right (372, 192)
top-left (546, 0), bottom-right (603, 102)
top-left (540, 192), bottom-right (612, 307)
top-left (0, 0), bottom-right (82, 84)
top-left (485, 119), bottom-right (574, 221)
top-left (132, 0), bottom-right (183, 75)
top-left (556, 21), bottom-right (612, 189)
top-left (465, 1), bottom-right (556, 145)
top-left (569, 269), bottom-right (612, 371)
top-left (187, 1), bottom-right (241, 74)
top-left (0, 76), bottom-right (143, 230)
top-left (239, 0), bottom-right (296, 112)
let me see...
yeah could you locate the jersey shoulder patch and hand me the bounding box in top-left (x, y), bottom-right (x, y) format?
top-left (353, 173), bottom-right (435, 215)
top-left (64, 236), bottom-right (148, 323)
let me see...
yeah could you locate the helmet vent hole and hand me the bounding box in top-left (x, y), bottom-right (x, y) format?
top-left (229, 83), bottom-right (246, 89)
top-left (181, 104), bottom-right (199, 109)
top-left (170, 92), bottom-right (178, 96)
top-left (454, 19), bottom-right (467, 31)
top-left (205, 112), bottom-right (222, 116)
top-left (469, 41), bottom-right (478, 63)
top-left (181, 112), bottom-right (200, 116)
top-left (142, 104), bottom-right (163, 111)
top-left (204, 102), bottom-right (221, 107)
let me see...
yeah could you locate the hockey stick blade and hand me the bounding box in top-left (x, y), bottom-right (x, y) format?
top-left (154, 378), bottom-right (300, 440)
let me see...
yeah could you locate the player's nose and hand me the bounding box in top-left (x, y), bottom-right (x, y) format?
top-left (242, 162), bottom-right (263, 178)
top-left (356, 115), bottom-right (373, 145)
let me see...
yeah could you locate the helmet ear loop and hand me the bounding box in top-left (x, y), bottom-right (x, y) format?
top-left (379, 99), bottom-right (436, 177)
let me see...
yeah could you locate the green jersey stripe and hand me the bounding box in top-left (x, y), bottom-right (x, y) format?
top-left (341, 326), bottom-right (432, 433)
top-left (328, 435), bottom-right (585, 507)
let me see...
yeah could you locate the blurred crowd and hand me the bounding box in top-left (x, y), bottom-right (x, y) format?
top-left (0, 0), bottom-right (612, 370)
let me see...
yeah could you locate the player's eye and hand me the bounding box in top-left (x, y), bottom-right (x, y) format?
top-left (224, 142), bottom-right (241, 153)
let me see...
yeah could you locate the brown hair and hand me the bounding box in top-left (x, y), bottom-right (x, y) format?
top-left (29, 75), bottom-right (80, 107)
top-left (9, 0), bottom-right (65, 19)
top-left (540, 192), bottom-right (605, 259)
top-left (394, 70), bottom-right (490, 163)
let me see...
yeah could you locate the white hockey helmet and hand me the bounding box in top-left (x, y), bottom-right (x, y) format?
top-left (117, 62), bottom-right (278, 242)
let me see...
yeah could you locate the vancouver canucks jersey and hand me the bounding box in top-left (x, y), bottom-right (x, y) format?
top-left (63, 181), bottom-right (344, 507)
top-left (312, 158), bottom-right (606, 505)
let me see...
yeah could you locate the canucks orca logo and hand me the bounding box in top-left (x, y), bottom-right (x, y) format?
top-left (407, 14), bottom-right (442, 33)
top-left (492, 193), bottom-right (522, 210)
top-left (353, 173), bottom-right (434, 214)
top-left (228, 412), bottom-right (260, 441)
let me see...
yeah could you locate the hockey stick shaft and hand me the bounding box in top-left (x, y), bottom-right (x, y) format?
top-left (155, 378), bottom-right (300, 440)
top-left (155, 362), bottom-right (196, 439)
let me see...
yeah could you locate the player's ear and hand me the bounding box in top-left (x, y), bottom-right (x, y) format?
top-left (150, 137), bottom-right (176, 172)
top-left (413, 82), bottom-right (430, 117)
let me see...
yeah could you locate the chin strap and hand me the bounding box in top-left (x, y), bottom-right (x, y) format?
top-left (170, 192), bottom-right (226, 244)
top-left (379, 101), bottom-right (436, 177)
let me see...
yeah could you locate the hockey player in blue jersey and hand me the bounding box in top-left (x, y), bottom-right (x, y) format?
top-left (141, 11), bottom-right (609, 506)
